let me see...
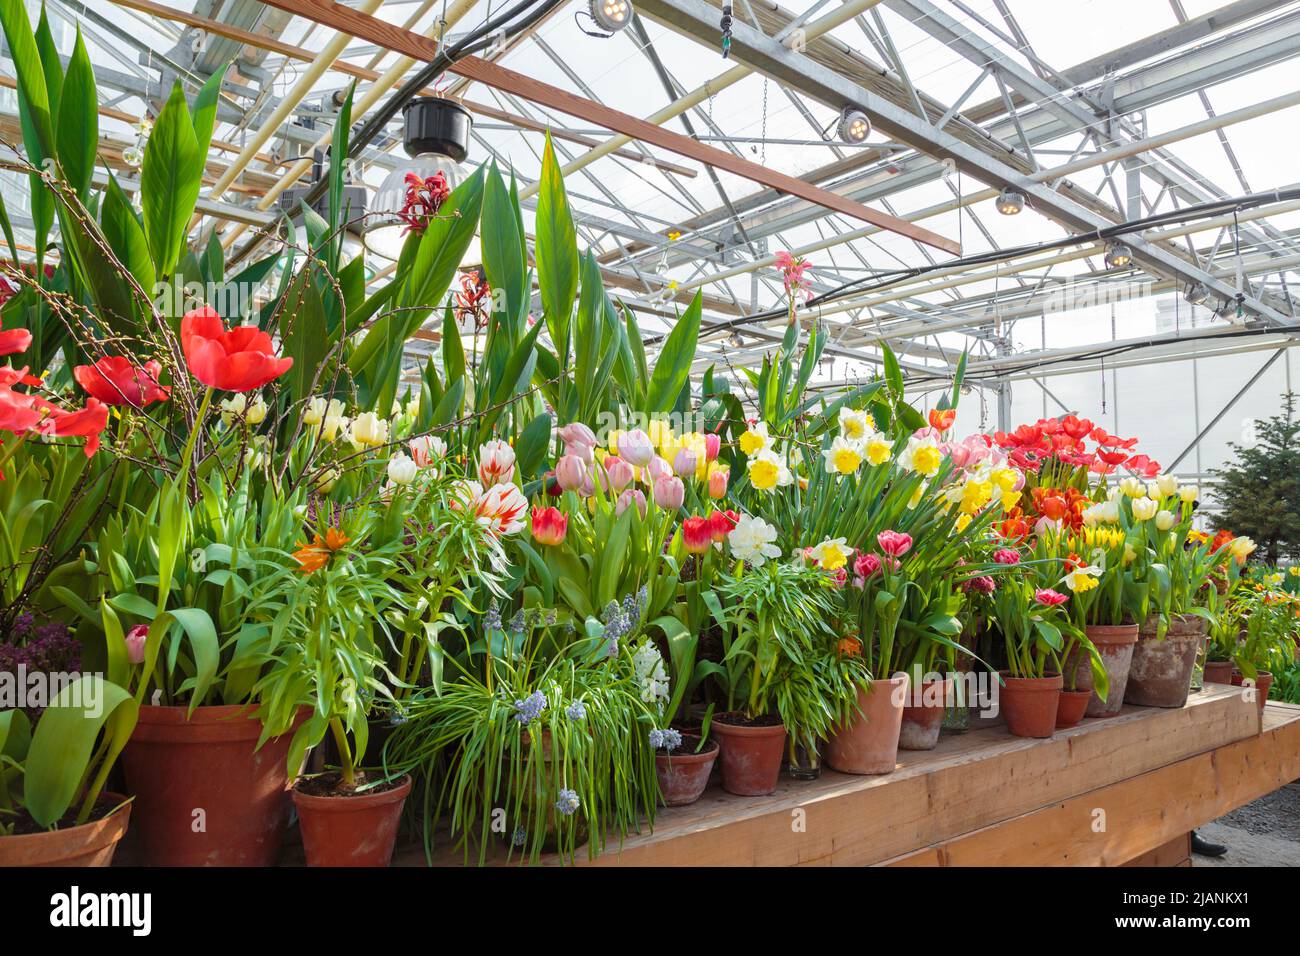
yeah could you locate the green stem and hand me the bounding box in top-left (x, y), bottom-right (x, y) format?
top-left (329, 716), bottom-right (356, 788)
top-left (176, 387), bottom-right (214, 494)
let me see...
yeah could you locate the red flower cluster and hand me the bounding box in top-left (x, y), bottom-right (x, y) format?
top-left (454, 270), bottom-right (491, 330)
top-left (0, 328), bottom-right (108, 466)
top-left (399, 171), bottom-right (451, 236)
top-left (1029, 486), bottom-right (1091, 532)
top-left (681, 509), bottom-right (738, 554)
top-left (993, 415), bottom-right (1157, 476)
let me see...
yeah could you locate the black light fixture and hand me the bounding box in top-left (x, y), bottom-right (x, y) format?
top-left (995, 187), bottom-right (1025, 216)
top-left (589, 0), bottom-right (633, 33)
top-left (837, 106), bottom-right (871, 143)
top-left (1185, 282), bottom-right (1210, 306)
top-left (368, 96), bottom-right (474, 264)
top-left (1104, 242), bottom-right (1133, 270)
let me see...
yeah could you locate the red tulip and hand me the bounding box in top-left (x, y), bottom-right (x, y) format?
top-left (180, 307), bottom-right (292, 392)
top-left (0, 327), bottom-right (32, 356)
top-left (0, 385), bottom-right (44, 433)
top-left (1060, 415), bottom-right (1093, 440)
top-left (1035, 588), bottom-right (1068, 607)
top-left (36, 398), bottom-right (109, 457)
top-left (708, 509), bottom-right (739, 543)
top-left (73, 356), bottom-right (170, 408)
top-left (530, 506), bottom-right (568, 546)
top-left (681, 516), bottom-right (712, 554)
top-left (928, 407), bottom-right (956, 432)
top-left (0, 365), bottom-right (41, 388)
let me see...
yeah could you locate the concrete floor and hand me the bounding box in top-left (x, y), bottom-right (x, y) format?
top-left (1194, 782), bottom-right (1300, 866)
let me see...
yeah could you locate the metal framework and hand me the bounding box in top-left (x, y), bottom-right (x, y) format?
top-left (3, 0), bottom-right (1299, 479)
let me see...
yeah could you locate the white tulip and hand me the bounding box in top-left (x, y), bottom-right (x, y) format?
top-left (1155, 509), bottom-right (1176, 531)
top-left (387, 452), bottom-right (418, 486)
top-left (1131, 497), bottom-right (1158, 521)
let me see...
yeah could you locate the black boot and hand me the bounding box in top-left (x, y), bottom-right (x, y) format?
top-left (1191, 831), bottom-right (1228, 858)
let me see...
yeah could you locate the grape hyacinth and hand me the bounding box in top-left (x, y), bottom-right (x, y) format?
top-left (554, 788), bottom-right (580, 816)
top-left (513, 689), bottom-right (547, 726)
top-left (511, 825), bottom-right (527, 847)
top-left (484, 600), bottom-right (502, 632)
top-left (565, 700), bottom-right (587, 721)
top-left (649, 728), bottom-right (683, 751)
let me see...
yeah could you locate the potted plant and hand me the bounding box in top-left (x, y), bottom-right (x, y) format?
top-left (1055, 519), bottom-right (1129, 721)
top-left (382, 594), bottom-right (660, 864)
top-left (0, 675), bottom-right (137, 866)
top-left (1123, 477), bottom-right (1236, 708)
top-left (651, 711), bottom-right (719, 807)
top-left (1227, 581), bottom-right (1295, 710)
top-left (711, 545), bottom-right (845, 795)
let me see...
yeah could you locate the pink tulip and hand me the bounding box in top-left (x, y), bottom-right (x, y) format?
top-left (1035, 588), bottom-right (1069, 607)
top-left (704, 433), bottom-right (721, 462)
top-left (579, 470), bottom-right (596, 498)
top-left (853, 552), bottom-right (882, 579)
top-left (560, 422), bottom-right (597, 463)
top-left (672, 447), bottom-right (698, 479)
top-left (646, 455), bottom-right (671, 483)
top-left (876, 530), bottom-right (913, 558)
top-left (618, 428), bottom-right (654, 467)
top-left (555, 454), bottom-right (587, 492)
top-left (616, 488), bottom-right (647, 518)
top-left (707, 466), bottom-right (729, 500)
top-left (653, 474), bottom-right (685, 510)
top-left (125, 624), bottom-right (148, 665)
top-left (600, 455), bottom-right (634, 492)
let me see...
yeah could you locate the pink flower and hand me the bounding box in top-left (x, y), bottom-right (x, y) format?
top-left (876, 530), bottom-right (912, 558)
top-left (618, 428), bottom-right (654, 467)
top-left (962, 575), bottom-right (996, 595)
top-left (707, 466), bottom-right (729, 500)
top-left (704, 433), bottom-right (721, 462)
top-left (672, 446), bottom-right (697, 479)
top-left (646, 455), bottom-right (672, 483)
top-left (853, 552), bottom-right (882, 579)
top-left (599, 454), bottom-right (634, 492)
top-left (1035, 588), bottom-right (1068, 607)
top-left (616, 488), bottom-right (647, 518)
top-left (555, 454), bottom-right (587, 492)
top-left (125, 624), bottom-right (148, 664)
top-left (652, 474), bottom-right (685, 510)
top-left (992, 548), bottom-right (1021, 565)
top-left (559, 422), bottom-right (597, 462)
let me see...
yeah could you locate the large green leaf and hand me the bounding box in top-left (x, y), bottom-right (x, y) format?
top-left (55, 28), bottom-right (96, 199)
top-left (140, 81), bottom-right (201, 278)
top-left (535, 133), bottom-right (578, 353)
top-left (22, 675), bottom-right (138, 829)
top-left (480, 162), bottom-right (528, 328)
top-left (644, 292), bottom-right (702, 413)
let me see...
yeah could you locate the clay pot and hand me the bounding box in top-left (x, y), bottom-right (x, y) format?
top-left (1055, 689), bottom-right (1092, 729)
top-left (998, 672), bottom-right (1062, 738)
top-left (654, 736), bottom-right (718, 806)
top-left (1231, 670), bottom-right (1274, 712)
top-left (0, 793), bottom-right (131, 867)
top-left (1204, 660), bottom-right (1235, 685)
top-left (899, 676), bottom-right (951, 751)
top-left (292, 774), bottom-right (412, 867)
top-left (1070, 624), bottom-right (1139, 717)
top-left (1124, 615), bottom-right (1205, 708)
top-left (825, 674), bottom-right (907, 775)
top-left (121, 704), bottom-right (304, 866)
top-left (712, 715), bottom-right (786, 796)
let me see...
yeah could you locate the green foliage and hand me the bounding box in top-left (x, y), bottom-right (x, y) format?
top-left (1210, 393), bottom-right (1300, 563)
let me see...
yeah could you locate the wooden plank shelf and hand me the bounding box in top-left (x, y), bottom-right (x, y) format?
top-left (403, 683), bottom-right (1296, 867)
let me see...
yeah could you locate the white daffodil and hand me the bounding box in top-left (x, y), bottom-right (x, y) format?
top-left (728, 514), bottom-right (782, 566)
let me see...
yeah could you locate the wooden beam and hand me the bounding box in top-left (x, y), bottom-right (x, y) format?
top-left (107, 0), bottom-right (696, 178)
top-left (251, 0), bottom-right (961, 255)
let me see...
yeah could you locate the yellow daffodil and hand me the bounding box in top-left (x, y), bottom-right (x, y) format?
top-left (989, 466), bottom-right (1020, 495)
top-left (738, 421), bottom-right (771, 456)
top-left (809, 537), bottom-right (850, 571)
top-left (908, 480), bottom-right (927, 510)
top-left (822, 436), bottom-right (864, 476)
top-left (863, 432), bottom-right (892, 466)
top-left (837, 407), bottom-right (874, 443)
top-left (899, 434), bottom-right (942, 477)
top-left (959, 479), bottom-right (994, 515)
top-left (955, 513), bottom-right (972, 532)
top-left (748, 448), bottom-right (792, 491)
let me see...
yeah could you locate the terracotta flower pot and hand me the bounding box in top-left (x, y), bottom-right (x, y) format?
top-left (121, 704), bottom-right (305, 866)
top-left (1204, 660), bottom-right (1235, 685)
top-left (899, 676), bottom-right (951, 751)
top-left (998, 672), bottom-right (1062, 738)
top-left (0, 793), bottom-right (131, 867)
top-left (1072, 624), bottom-right (1139, 717)
top-left (711, 715), bottom-right (787, 796)
top-left (825, 674), bottom-right (907, 774)
top-left (1124, 615), bottom-right (1205, 708)
top-left (654, 736), bottom-right (718, 806)
top-left (1231, 670), bottom-right (1274, 712)
top-left (292, 774), bottom-right (412, 867)
top-left (1055, 689), bottom-right (1092, 729)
